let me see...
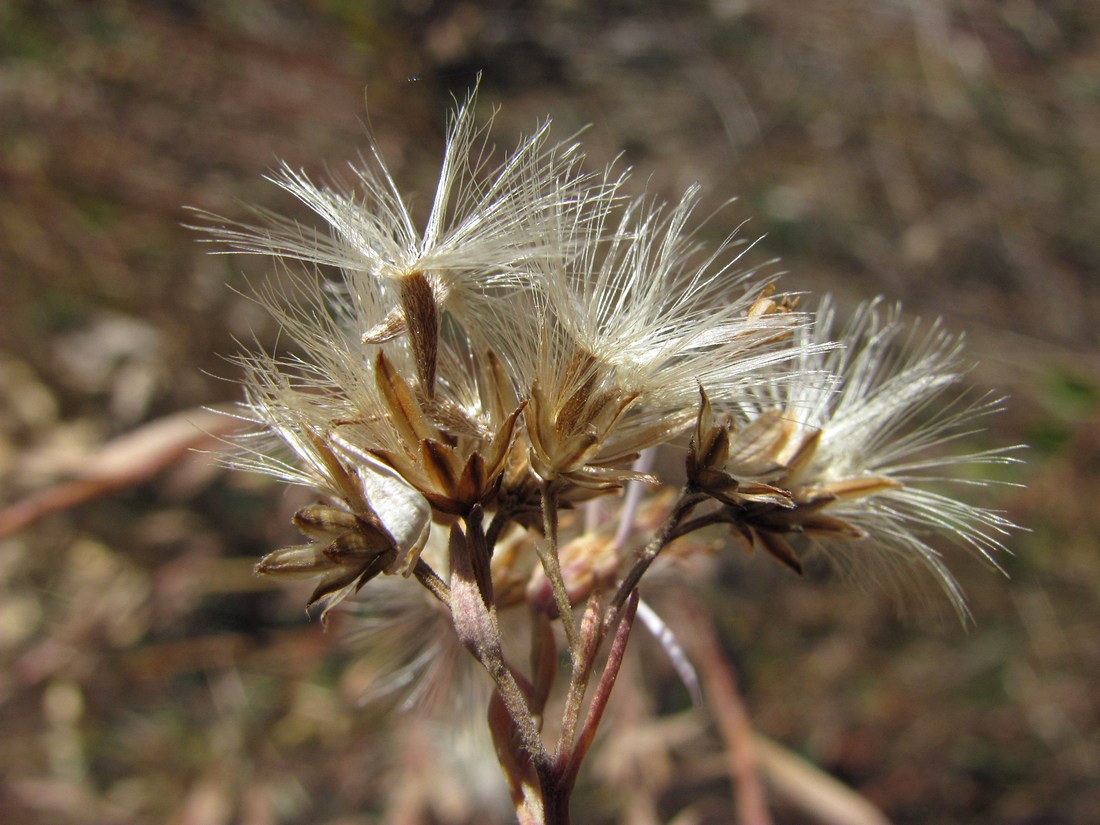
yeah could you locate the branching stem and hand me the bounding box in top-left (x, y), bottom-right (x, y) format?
top-left (563, 590), bottom-right (639, 792)
top-left (607, 490), bottom-right (708, 627)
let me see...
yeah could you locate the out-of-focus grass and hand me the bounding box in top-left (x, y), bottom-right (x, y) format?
top-left (1, 2), bottom-right (1096, 823)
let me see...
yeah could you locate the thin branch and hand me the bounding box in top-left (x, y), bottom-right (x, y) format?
top-left (465, 505), bottom-right (496, 604)
top-left (607, 491), bottom-right (707, 624)
top-left (670, 507), bottom-right (740, 541)
top-left (563, 590), bottom-right (639, 791)
top-left (753, 735), bottom-right (894, 825)
top-left (485, 504), bottom-right (515, 554)
top-left (448, 522), bottom-right (548, 771)
top-left (0, 406), bottom-right (241, 539)
top-left (539, 482), bottom-right (581, 656)
top-left (529, 609), bottom-right (558, 720)
top-left (412, 558), bottom-right (451, 608)
top-left (610, 447), bottom-right (658, 551)
top-left (553, 595), bottom-right (603, 770)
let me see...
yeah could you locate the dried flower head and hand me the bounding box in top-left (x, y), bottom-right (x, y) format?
top-left (202, 87), bottom-right (614, 393)
top-left (692, 298), bottom-right (1020, 617)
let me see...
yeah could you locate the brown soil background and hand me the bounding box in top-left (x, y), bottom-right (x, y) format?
top-left (1, 2), bottom-right (1097, 823)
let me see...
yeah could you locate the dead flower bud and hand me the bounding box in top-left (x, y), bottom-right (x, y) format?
top-left (257, 504), bottom-right (399, 620)
top-left (525, 368), bottom-right (642, 493)
top-left (240, 418), bottom-right (432, 619)
top-left (687, 386), bottom-right (793, 509)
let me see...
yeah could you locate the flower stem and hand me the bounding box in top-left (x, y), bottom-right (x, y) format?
top-left (412, 558), bottom-right (451, 607)
top-left (539, 482), bottom-right (581, 657)
top-left (448, 522), bottom-right (548, 771)
top-left (553, 595), bottom-right (603, 769)
top-left (607, 491), bottom-right (707, 625)
top-left (562, 590), bottom-right (639, 791)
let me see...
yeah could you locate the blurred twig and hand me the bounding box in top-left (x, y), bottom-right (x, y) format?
top-left (676, 601), bottom-right (895, 825)
top-left (675, 603), bottom-right (773, 825)
top-left (753, 734), bottom-right (893, 825)
top-left (0, 406), bottom-right (241, 538)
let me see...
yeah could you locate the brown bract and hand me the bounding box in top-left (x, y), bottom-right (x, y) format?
top-left (368, 350), bottom-right (524, 516)
top-left (688, 387), bottom-right (904, 575)
top-left (687, 387), bottom-right (794, 509)
top-left (250, 423), bottom-right (430, 618)
top-left (524, 349), bottom-right (655, 496)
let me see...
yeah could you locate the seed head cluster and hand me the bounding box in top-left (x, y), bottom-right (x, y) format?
top-left (202, 88), bottom-right (1019, 822)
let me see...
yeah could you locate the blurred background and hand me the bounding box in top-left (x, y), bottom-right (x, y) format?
top-left (1, 1), bottom-right (1097, 823)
